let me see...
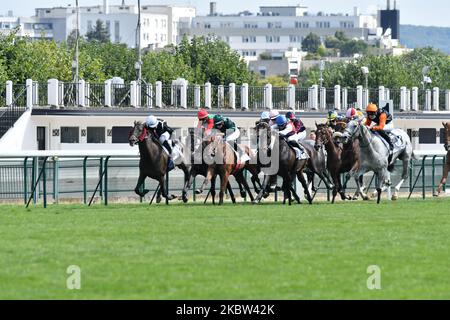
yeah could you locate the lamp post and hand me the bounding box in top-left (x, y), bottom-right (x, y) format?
top-left (319, 60), bottom-right (325, 89)
top-left (361, 66), bottom-right (369, 90)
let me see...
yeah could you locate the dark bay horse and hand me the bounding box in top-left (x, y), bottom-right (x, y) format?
top-left (254, 122), bottom-right (312, 205)
top-left (436, 122), bottom-right (450, 196)
top-left (315, 123), bottom-right (354, 203)
top-left (129, 121), bottom-right (190, 204)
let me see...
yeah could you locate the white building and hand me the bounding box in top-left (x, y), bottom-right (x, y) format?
top-left (180, 4), bottom-right (380, 61)
top-left (2, 2), bottom-right (196, 49)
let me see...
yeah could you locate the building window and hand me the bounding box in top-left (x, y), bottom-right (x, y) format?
top-left (162, 19), bottom-right (166, 28)
top-left (419, 128), bottom-right (437, 144)
top-left (266, 36), bottom-right (280, 43)
top-left (440, 129), bottom-right (446, 144)
top-left (242, 36), bottom-right (256, 43)
top-left (244, 23), bottom-right (258, 29)
top-left (155, 19), bottom-right (158, 28)
top-left (61, 127), bottom-right (79, 143)
top-left (204, 23), bottom-right (211, 29)
top-left (87, 127), bottom-right (105, 144)
top-left (112, 127), bottom-right (133, 144)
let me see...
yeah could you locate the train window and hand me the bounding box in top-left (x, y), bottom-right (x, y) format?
top-left (112, 126), bottom-right (133, 143)
top-left (87, 127), bottom-right (105, 144)
top-left (61, 127), bottom-right (79, 143)
top-left (418, 128), bottom-right (437, 144)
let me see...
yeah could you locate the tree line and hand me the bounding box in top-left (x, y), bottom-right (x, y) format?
top-left (0, 21), bottom-right (449, 90)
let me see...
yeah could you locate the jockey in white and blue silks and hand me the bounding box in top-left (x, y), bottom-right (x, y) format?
top-left (145, 115), bottom-right (174, 155)
top-left (272, 115), bottom-right (308, 160)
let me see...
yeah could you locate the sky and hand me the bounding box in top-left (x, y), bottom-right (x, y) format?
top-left (2, 0), bottom-right (450, 27)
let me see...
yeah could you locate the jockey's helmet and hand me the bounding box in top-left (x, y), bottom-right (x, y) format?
top-left (213, 114), bottom-right (224, 125)
top-left (146, 115), bottom-right (158, 128)
top-left (366, 103), bottom-right (378, 120)
top-left (197, 109), bottom-right (209, 120)
top-left (276, 115), bottom-right (288, 128)
top-left (327, 110), bottom-right (338, 121)
top-left (260, 111), bottom-right (270, 121)
top-left (269, 110), bottom-right (279, 121)
top-left (286, 111), bottom-right (296, 120)
top-left (346, 108), bottom-right (357, 119)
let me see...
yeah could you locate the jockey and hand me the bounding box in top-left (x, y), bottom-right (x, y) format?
top-left (213, 114), bottom-right (240, 147)
top-left (145, 115), bottom-right (175, 155)
top-left (286, 111), bottom-right (306, 140)
top-left (258, 111), bottom-right (271, 125)
top-left (197, 108), bottom-right (214, 136)
top-left (269, 110), bottom-right (280, 126)
top-left (273, 115), bottom-right (305, 155)
top-left (327, 110), bottom-right (338, 129)
top-left (346, 107), bottom-right (364, 121)
top-left (365, 103), bottom-right (394, 151)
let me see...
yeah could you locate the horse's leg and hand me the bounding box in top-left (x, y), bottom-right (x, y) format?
top-left (134, 173), bottom-right (149, 197)
top-left (210, 175), bottom-right (217, 205)
top-left (182, 171), bottom-right (196, 202)
top-left (236, 172), bottom-right (255, 202)
top-left (196, 167), bottom-right (213, 194)
top-left (227, 182), bottom-right (236, 204)
top-left (219, 173), bottom-right (230, 206)
top-left (254, 174), bottom-right (270, 204)
top-left (298, 170), bottom-right (313, 204)
top-left (157, 175), bottom-right (169, 205)
top-left (178, 163), bottom-right (190, 203)
top-left (392, 159), bottom-right (408, 200)
top-left (436, 162), bottom-right (449, 196)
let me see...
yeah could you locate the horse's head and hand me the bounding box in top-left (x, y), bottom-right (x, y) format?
top-left (255, 121), bottom-right (272, 151)
top-left (314, 123), bottom-right (331, 151)
top-left (336, 119), bottom-right (361, 143)
top-left (129, 121), bottom-right (147, 147)
top-left (443, 122), bottom-right (450, 151)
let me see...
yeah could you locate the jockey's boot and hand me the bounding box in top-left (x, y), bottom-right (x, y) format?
top-left (162, 140), bottom-right (173, 156)
top-left (378, 130), bottom-right (394, 163)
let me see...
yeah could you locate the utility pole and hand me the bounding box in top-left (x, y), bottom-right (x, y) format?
top-left (135, 0), bottom-right (142, 84)
top-left (74, 0), bottom-right (80, 83)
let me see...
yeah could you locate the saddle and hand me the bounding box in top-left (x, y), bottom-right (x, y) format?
top-left (286, 140), bottom-right (309, 160)
top-left (373, 130), bottom-right (406, 154)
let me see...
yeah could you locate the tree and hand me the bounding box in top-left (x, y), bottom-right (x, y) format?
top-left (301, 33), bottom-right (321, 54)
top-left (86, 20), bottom-right (110, 43)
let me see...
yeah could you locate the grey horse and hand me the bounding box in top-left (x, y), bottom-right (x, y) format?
top-left (335, 119), bottom-right (413, 203)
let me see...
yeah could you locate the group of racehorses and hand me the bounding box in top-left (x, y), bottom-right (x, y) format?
top-left (128, 119), bottom-right (450, 205)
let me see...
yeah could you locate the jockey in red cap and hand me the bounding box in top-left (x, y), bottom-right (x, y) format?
top-left (197, 109), bottom-right (214, 135)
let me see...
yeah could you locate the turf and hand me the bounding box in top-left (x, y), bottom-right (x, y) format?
top-left (1, 198), bottom-right (450, 300)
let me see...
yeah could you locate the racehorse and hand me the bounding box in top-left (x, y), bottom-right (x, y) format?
top-left (436, 122), bottom-right (450, 196)
top-left (315, 123), bottom-right (352, 203)
top-left (182, 136), bottom-right (238, 204)
top-left (194, 134), bottom-right (253, 205)
top-left (254, 122), bottom-right (312, 205)
top-left (129, 121), bottom-right (190, 204)
top-left (336, 119), bottom-right (413, 203)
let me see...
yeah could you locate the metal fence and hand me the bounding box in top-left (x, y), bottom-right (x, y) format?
top-left (272, 86), bottom-right (289, 110)
top-left (111, 83), bottom-right (131, 107)
top-left (0, 83), bottom-right (5, 107)
top-left (295, 87), bottom-right (309, 110)
top-left (1, 154), bottom-right (448, 205)
top-left (32, 82), bottom-right (48, 106)
top-left (249, 86), bottom-right (265, 110)
top-left (87, 83), bottom-right (105, 107)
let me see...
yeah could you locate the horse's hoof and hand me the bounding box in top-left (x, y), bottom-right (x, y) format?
top-left (240, 191), bottom-right (247, 198)
top-left (195, 189), bottom-right (202, 195)
top-left (362, 196), bottom-right (370, 201)
top-left (352, 197), bottom-right (358, 201)
top-left (391, 195), bottom-right (398, 201)
top-left (156, 197), bottom-right (162, 204)
top-left (182, 197), bottom-right (188, 203)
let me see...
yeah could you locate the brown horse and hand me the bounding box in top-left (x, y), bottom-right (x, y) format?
top-left (254, 122), bottom-right (312, 205)
top-left (183, 137), bottom-right (238, 204)
top-left (129, 121), bottom-right (189, 204)
top-left (436, 122), bottom-right (450, 196)
top-left (196, 135), bottom-right (246, 205)
top-left (333, 120), bottom-right (364, 200)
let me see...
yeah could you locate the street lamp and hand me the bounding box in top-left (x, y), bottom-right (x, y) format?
top-left (319, 60), bottom-right (325, 89)
top-left (361, 66), bottom-right (369, 89)
top-left (421, 66), bottom-right (431, 90)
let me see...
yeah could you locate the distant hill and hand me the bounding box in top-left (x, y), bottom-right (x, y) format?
top-left (400, 25), bottom-right (450, 54)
